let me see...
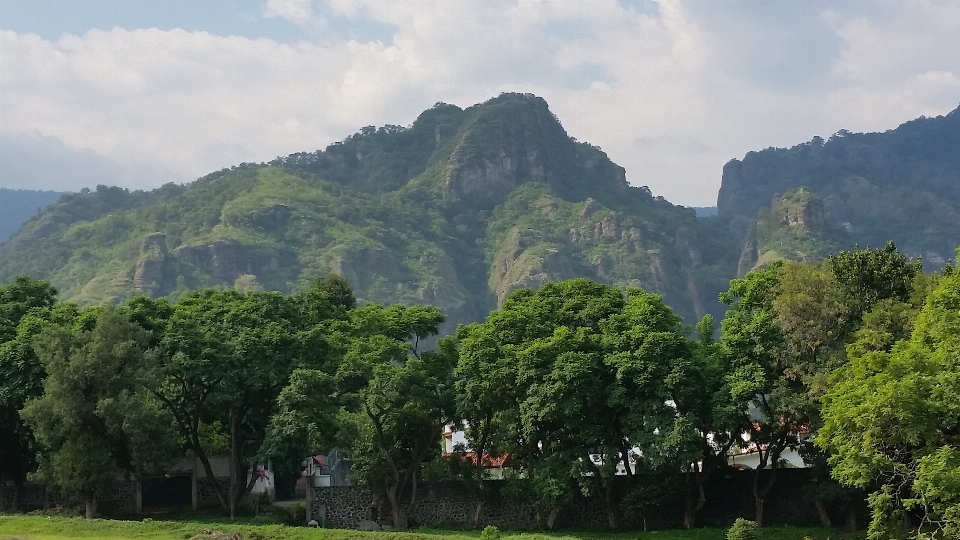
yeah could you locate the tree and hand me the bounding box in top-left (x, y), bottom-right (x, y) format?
top-left (828, 241), bottom-right (922, 321)
top-left (666, 314), bottom-right (743, 529)
top-left (457, 279), bottom-right (690, 529)
top-left (818, 272), bottom-right (960, 539)
top-left (146, 290), bottom-right (318, 517)
top-left (0, 277), bottom-right (66, 510)
top-left (20, 306), bottom-right (178, 518)
top-left (719, 262), bottom-right (848, 526)
top-left (334, 303), bottom-right (454, 528)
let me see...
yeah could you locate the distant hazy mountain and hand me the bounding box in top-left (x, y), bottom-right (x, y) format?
top-left (0, 94), bottom-right (739, 328)
top-left (0, 189), bottom-right (65, 243)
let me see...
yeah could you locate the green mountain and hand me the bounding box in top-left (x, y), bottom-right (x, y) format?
top-left (718, 105), bottom-right (960, 267)
top-left (735, 188), bottom-right (850, 275)
top-left (0, 189), bottom-right (65, 242)
top-left (0, 94), bottom-right (738, 328)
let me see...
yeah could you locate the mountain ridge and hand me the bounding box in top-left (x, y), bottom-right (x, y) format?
top-left (0, 94), bottom-right (737, 329)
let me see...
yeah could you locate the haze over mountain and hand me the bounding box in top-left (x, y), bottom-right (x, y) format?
top-left (0, 189), bottom-right (65, 242)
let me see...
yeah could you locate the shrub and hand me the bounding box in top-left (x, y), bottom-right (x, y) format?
top-left (727, 518), bottom-right (761, 540)
top-left (481, 525), bottom-right (500, 540)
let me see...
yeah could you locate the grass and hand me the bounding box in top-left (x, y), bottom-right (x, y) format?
top-left (0, 515), bottom-right (865, 540)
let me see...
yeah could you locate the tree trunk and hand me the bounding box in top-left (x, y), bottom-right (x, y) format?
top-left (386, 484), bottom-right (407, 528)
top-left (472, 500), bottom-right (485, 526)
top-left (84, 491), bottom-right (96, 519)
top-left (842, 508), bottom-right (858, 532)
top-left (603, 481), bottom-right (621, 530)
top-left (683, 490), bottom-right (696, 529)
top-left (546, 507), bottom-right (560, 530)
top-left (228, 406), bottom-right (240, 519)
top-left (814, 499), bottom-right (832, 527)
top-left (752, 462), bottom-right (778, 526)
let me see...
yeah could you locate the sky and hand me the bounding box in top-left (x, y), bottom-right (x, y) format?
top-left (1, 0), bottom-right (959, 206)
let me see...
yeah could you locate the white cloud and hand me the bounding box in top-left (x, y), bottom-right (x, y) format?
top-left (1, 0), bottom-right (958, 205)
top-left (262, 0), bottom-right (314, 23)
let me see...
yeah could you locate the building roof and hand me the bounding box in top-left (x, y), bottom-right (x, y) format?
top-left (444, 451), bottom-right (513, 468)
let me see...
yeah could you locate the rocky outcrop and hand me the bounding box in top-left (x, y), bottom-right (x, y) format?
top-left (133, 233), bottom-right (168, 295)
top-left (776, 188), bottom-right (826, 229)
top-left (443, 95), bottom-right (582, 202)
top-left (490, 228), bottom-right (576, 305)
top-left (173, 239), bottom-right (284, 284)
top-left (233, 274), bottom-right (262, 292)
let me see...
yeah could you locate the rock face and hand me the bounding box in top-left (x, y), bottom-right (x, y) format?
top-left (173, 240), bottom-right (284, 283)
top-left (444, 95), bottom-right (573, 201)
top-left (133, 233), bottom-right (168, 295)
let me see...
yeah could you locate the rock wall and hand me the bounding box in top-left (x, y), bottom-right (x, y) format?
top-left (311, 470), bottom-right (866, 531)
top-left (0, 481), bottom-right (136, 514)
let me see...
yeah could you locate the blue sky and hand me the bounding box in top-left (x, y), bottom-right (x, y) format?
top-left (2, 0), bottom-right (959, 205)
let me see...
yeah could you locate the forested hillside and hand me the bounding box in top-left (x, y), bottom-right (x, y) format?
top-left (0, 189), bottom-right (64, 242)
top-left (3, 96), bottom-right (958, 327)
top-left (0, 94), bottom-right (739, 327)
top-left (718, 105), bottom-right (960, 267)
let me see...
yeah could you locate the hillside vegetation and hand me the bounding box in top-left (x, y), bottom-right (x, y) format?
top-left (718, 105), bottom-right (960, 267)
top-left (0, 94), bottom-right (738, 326)
top-left (2, 96), bottom-right (959, 324)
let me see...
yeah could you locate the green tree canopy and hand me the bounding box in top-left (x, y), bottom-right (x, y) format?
top-left (818, 271), bottom-right (960, 539)
top-left (20, 306), bottom-right (178, 518)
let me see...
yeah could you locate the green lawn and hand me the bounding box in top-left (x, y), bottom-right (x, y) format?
top-left (0, 515), bottom-right (865, 540)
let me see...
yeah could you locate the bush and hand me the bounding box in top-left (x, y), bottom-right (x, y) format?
top-left (727, 518), bottom-right (761, 540)
top-left (481, 525), bottom-right (500, 540)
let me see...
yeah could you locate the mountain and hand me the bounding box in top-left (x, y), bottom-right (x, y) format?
top-left (0, 189), bottom-right (65, 242)
top-left (718, 104), bottom-right (960, 267)
top-left (0, 94), bottom-right (738, 328)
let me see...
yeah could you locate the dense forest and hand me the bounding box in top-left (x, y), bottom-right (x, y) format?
top-left (1, 242), bottom-right (958, 537)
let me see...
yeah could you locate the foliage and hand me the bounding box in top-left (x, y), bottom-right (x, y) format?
top-left (144, 289), bottom-right (328, 516)
top-left (334, 304), bottom-right (455, 529)
top-left (719, 261), bottom-right (856, 525)
top-left (19, 306), bottom-right (179, 517)
top-left (456, 278), bottom-right (693, 530)
top-left (481, 525), bottom-right (500, 540)
top-left (828, 241), bottom-right (923, 320)
top-left (727, 518), bottom-right (761, 540)
top-left (0, 277), bottom-right (66, 491)
top-left (817, 272), bottom-right (960, 539)
top-left (667, 314), bottom-right (743, 528)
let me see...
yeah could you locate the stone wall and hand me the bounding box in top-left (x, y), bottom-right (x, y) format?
top-left (0, 481), bottom-right (137, 514)
top-left (1, 475), bottom-right (231, 514)
top-left (311, 470), bottom-right (867, 531)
